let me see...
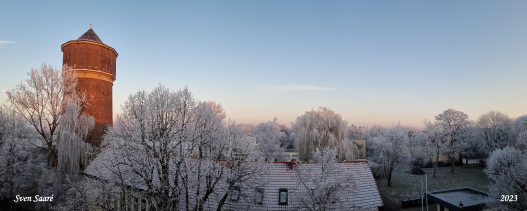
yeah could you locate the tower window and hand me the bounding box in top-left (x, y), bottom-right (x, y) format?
top-left (279, 189), bottom-right (288, 205)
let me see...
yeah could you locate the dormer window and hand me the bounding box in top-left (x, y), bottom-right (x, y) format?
top-left (279, 188), bottom-right (288, 205)
top-left (230, 186), bottom-right (240, 202)
top-left (254, 187), bottom-right (264, 205)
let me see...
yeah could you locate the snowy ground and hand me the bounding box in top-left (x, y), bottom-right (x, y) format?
top-left (375, 166), bottom-right (490, 207)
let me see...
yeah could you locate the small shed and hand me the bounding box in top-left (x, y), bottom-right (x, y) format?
top-left (462, 157), bottom-right (480, 165)
top-left (426, 187), bottom-right (493, 211)
top-left (462, 154), bottom-right (486, 166)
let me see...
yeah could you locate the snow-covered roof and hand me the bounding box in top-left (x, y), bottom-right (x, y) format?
top-left (84, 150), bottom-right (383, 210)
top-left (257, 161), bottom-right (383, 210)
top-left (427, 187), bottom-right (493, 210)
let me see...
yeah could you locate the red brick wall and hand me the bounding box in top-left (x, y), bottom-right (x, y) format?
top-left (62, 42), bottom-right (117, 77)
top-left (77, 78), bottom-right (113, 145)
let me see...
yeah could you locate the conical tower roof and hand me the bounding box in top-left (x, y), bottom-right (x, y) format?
top-left (77, 28), bottom-right (103, 43)
top-left (61, 27), bottom-right (117, 56)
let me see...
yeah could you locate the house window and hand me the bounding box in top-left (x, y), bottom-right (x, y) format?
top-left (254, 187), bottom-right (264, 205)
top-left (118, 192), bottom-right (122, 210)
top-left (279, 188), bottom-right (288, 205)
top-left (230, 186), bottom-right (241, 202)
top-left (127, 195), bottom-right (132, 211)
top-left (105, 194), bottom-right (112, 209)
top-left (113, 196), bottom-right (117, 210)
top-left (141, 199), bottom-right (147, 211)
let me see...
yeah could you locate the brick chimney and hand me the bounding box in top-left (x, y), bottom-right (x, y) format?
top-left (290, 159), bottom-right (297, 170)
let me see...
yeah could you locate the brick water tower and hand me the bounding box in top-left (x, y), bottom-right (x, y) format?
top-left (61, 27), bottom-right (117, 146)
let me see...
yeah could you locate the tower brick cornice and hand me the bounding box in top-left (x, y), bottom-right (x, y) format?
top-left (72, 69), bottom-right (116, 84)
top-left (61, 40), bottom-right (118, 57)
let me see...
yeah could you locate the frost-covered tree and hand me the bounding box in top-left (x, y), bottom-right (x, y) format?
top-left (5, 63), bottom-right (87, 168)
top-left (103, 85), bottom-right (196, 210)
top-left (292, 147), bottom-right (357, 211)
top-left (214, 125), bottom-right (269, 211)
top-left (102, 85), bottom-right (267, 211)
top-left (34, 104), bottom-right (94, 210)
top-left (236, 123), bottom-right (255, 134)
top-left (57, 104), bottom-right (94, 174)
top-left (517, 130), bottom-right (527, 151)
top-left (252, 118), bottom-right (287, 161)
top-left (410, 131), bottom-right (427, 161)
top-left (404, 126), bottom-right (422, 160)
top-left (347, 124), bottom-right (366, 141)
top-left (49, 175), bottom-right (91, 211)
top-left (476, 111), bottom-right (513, 154)
top-left (370, 125), bottom-right (412, 186)
top-left (51, 171), bottom-right (130, 211)
top-left (435, 109), bottom-right (470, 173)
top-left (279, 125), bottom-right (295, 149)
top-left (0, 108), bottom-right (42, 208)
top-left (484, 147), bottom-right (527, 210)
top-left (512, 115), bottom-right (527, 144)
top-left (204, 101), bottom-right (226, 120)
top-left (421, 120), bottom-right (446, 177)
top-left (405, 126), bottom-right (420, 140)
top-left (179, 104), bottom-right (267, 211)
top-left (293, 107), bottom-right (358, 161)
top-left (362, 124), bottom-right (385, 140)
top-left (362, 125), bottom-right (385, 158)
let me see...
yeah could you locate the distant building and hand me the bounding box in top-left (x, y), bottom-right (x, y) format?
top-left (426, 187), bottom-right (493, 211)
top-left (462, 157), bottom-right (480, 165)
top-left (61, 28), bottom-right (118, 145)
top-left (231, 136), bottom-right (259, 161)
top-left (352, 140), bottom-right (367, 159)
top-left (412, 146), bottom-right (460, 165)
top-left (284, 148), bottom-right (298, 161)
top-left (461, 153), bottom-right (486, 167)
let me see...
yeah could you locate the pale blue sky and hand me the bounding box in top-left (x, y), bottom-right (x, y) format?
top-left (1, 1), bottom-right (526, 127)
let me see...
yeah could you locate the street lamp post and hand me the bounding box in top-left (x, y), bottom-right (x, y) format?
top-left (425, 173), bottom-right (428, 211)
